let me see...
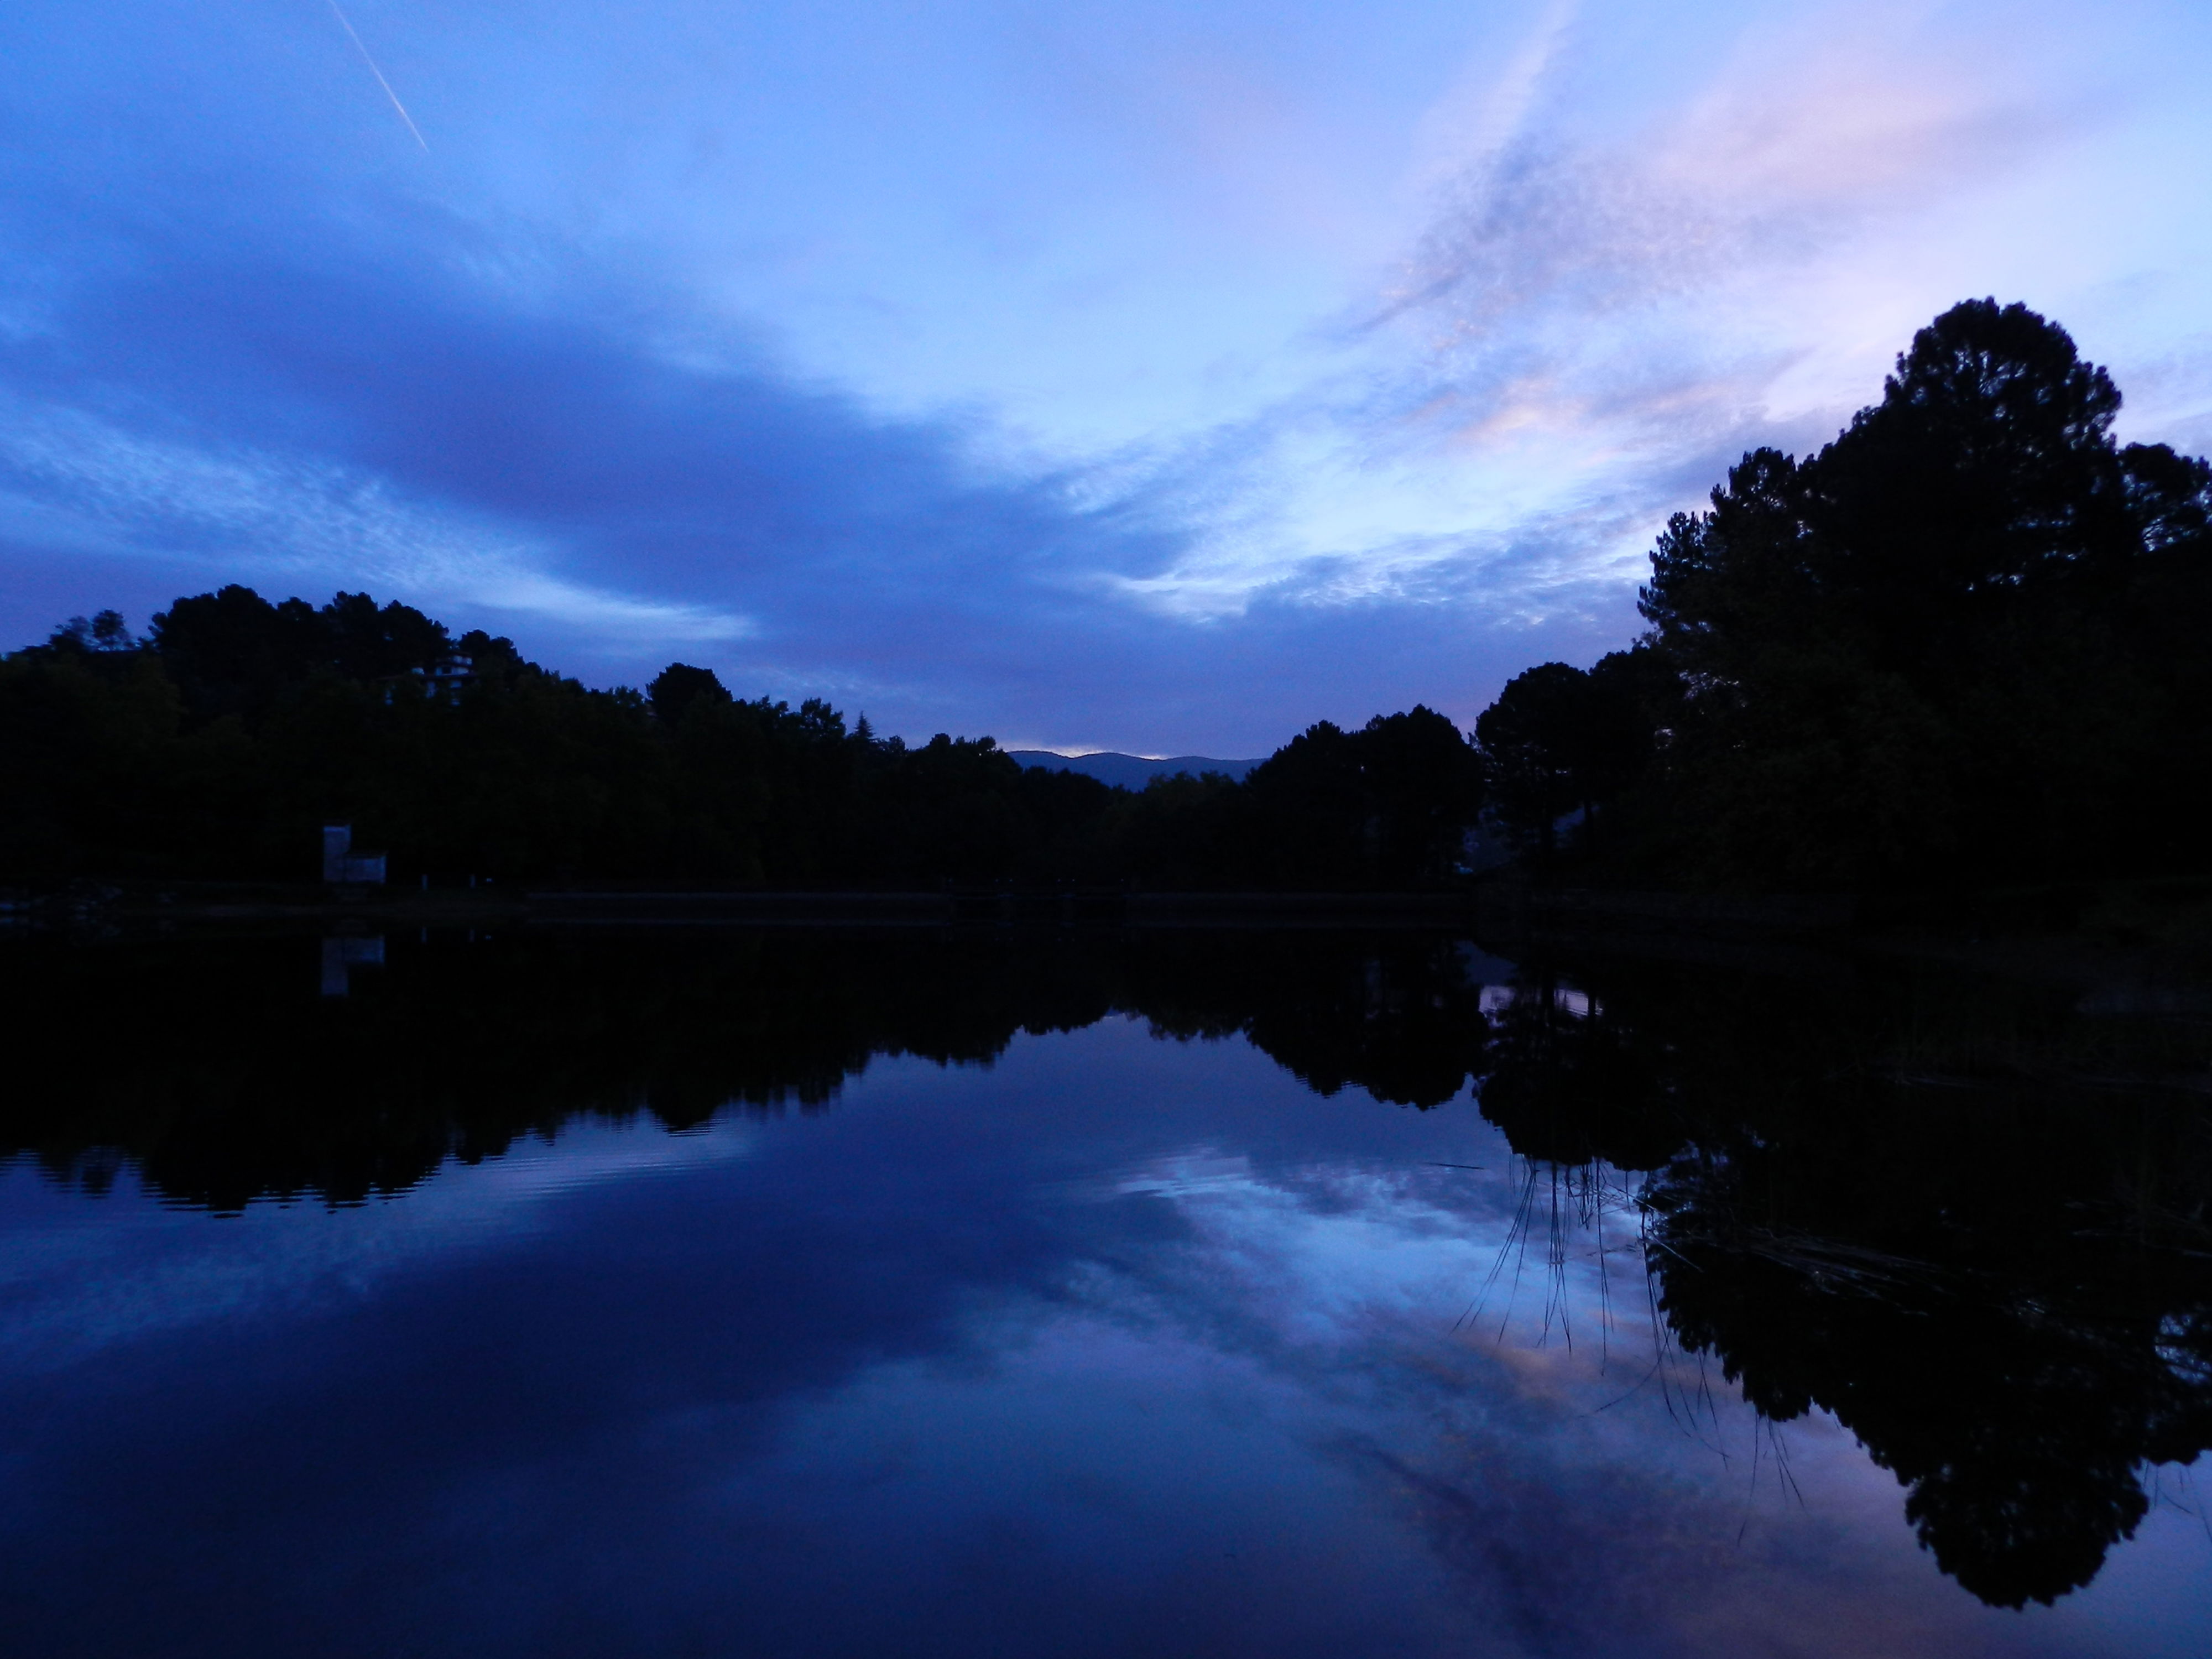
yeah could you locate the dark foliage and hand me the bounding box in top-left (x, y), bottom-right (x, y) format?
top-left (0, 591), bottom-right (1481, 889)
top-left (1464, 947), bottom-right (2212, 1610)
top-left (1474, 299), bottom-right (2212, 890)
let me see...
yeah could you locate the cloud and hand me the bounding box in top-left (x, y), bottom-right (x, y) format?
top-left (1, 0), bottom-right (2203, 752)
top-left (1036, 0), bottom-right (2173, 662)
top-left (1397, 2), bottom-right (2084, 330)
top-left (1040, 2), bottom-right (2119, 639)
top-left (0, 155), bottom-right (1600, 748)
top-left (1402, 48), bottom-right (2064, 337)
top-left (0, 187), bottom-right (1139, 699)
top-left (0, 393), bottom-right (752, 641)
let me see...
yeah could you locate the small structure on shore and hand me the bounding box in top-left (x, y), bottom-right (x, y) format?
top-left (321, 824), bottom-right (387, 885)
top-left (375, 653), bottom-right (475, 706)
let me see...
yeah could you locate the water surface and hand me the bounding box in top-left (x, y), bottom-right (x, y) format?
top-left (1, 927), bottom-right (2207, 1656)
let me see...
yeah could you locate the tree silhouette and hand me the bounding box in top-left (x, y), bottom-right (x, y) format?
top-left (1606, 299), bottom-right (2212, 886)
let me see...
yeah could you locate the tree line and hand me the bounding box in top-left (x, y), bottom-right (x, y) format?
top-left (0, 585), bottom-right (1478, 888)
top-left (4, 299), bottom-right (2206, 892)
top-left (1483, 299), bottom-right (2212, 889)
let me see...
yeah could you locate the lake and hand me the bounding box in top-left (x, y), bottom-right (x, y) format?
top-left (1, 924), bottom-right (2207, 1656)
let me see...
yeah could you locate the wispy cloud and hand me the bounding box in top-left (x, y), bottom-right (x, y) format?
top-left (0, 394), bottom-right (751, 640)
top-left (1380, 3), bottom-right (2091, 447)
top-left (1402, 30), bottom-right (2069, 334)
top-left (1099, 1), bottom-right (2130, 631)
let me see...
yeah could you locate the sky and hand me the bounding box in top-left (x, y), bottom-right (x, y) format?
top-left (2, 0), bottom-right (2208, 753)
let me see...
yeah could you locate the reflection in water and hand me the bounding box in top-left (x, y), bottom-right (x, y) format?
top-left (1467, 951), bottom-right (2212, 1610)
top-left (2, 929), bottom-right (1503, 1211)
top-left (2, 925), bottom-right (2209, 1627)
top-left (318, 933), bottom-right (383, 998)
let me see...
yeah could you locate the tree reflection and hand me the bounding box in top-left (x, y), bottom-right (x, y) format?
top-left (3, 925), bottom-right (2208, 1608)
top-left (1465, 973), bottom-right (1682, 1171)
top-left (1465, 951), bottom-right (2212, 1609)
top-left (1650, 1182), bottom-right (2212, 1606)
top-left (1, 928), bottom-right (1516, 1215)
top-left (1, 929), bottom-right (1115, 1212)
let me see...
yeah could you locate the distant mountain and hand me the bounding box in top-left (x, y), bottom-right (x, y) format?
top-left (1006, 750), bottom-right (1262, 790)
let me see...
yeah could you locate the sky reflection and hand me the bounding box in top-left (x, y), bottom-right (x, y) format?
top-left (2, 1010), bottom-right (2205, 1656)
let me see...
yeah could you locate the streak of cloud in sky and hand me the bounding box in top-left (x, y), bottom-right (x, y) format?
top-left (1, 0), bottom-right (2206, 752)
top-left (327, 3), bottom-right (431, 153)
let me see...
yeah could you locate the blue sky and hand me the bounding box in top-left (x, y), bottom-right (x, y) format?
top-left (3, 0), bottom-right (2209, 752)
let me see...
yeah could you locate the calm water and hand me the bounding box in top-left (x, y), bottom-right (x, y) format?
top-left (1, 926), bottom-right (2208, 1656)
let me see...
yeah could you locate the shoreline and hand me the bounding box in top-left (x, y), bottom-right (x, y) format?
top-left (5, 875), bottom-right (2206, 970)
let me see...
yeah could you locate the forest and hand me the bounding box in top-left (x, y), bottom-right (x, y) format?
top-left (4, 300), bottom-right (2208, 894)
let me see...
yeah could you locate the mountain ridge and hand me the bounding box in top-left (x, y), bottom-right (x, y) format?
top-left (1006, 750), bottom-right (1261, 790)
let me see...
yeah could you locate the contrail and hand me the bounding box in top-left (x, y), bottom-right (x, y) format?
top-left (328, 1), bottom-right (429, 151)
